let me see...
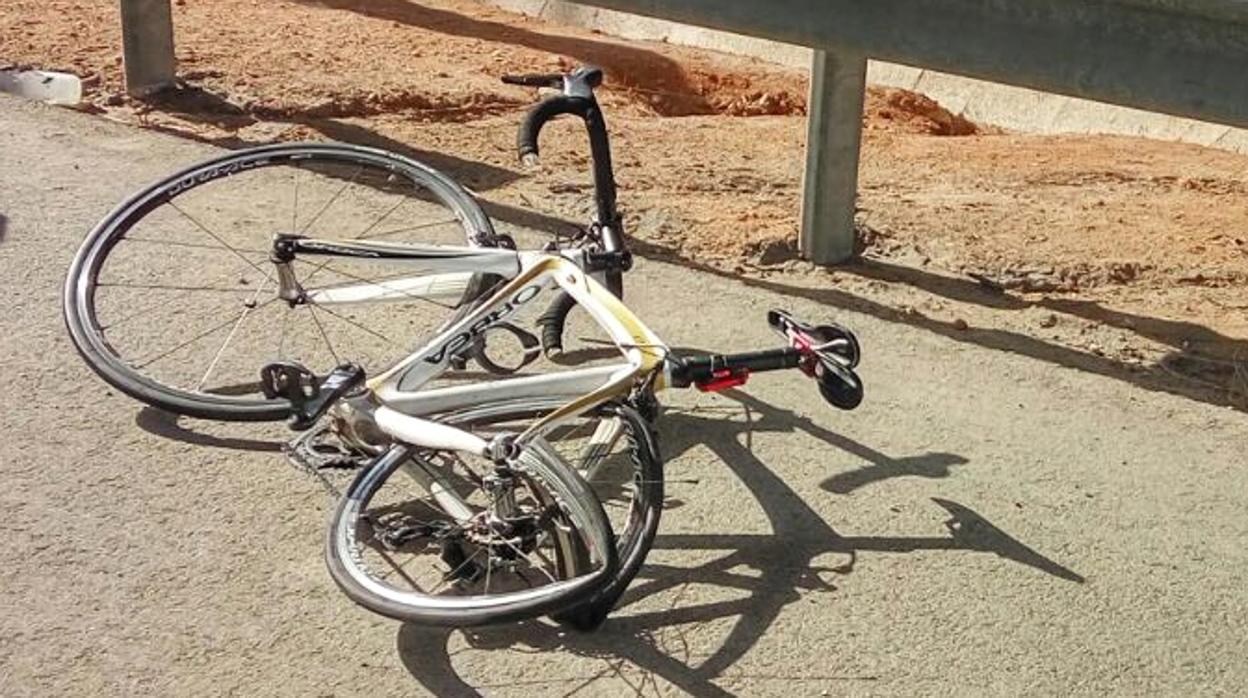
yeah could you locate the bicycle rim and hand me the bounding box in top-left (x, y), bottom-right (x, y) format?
top-left (63, 142), bottom-right (498, 421)
top-left (438, 399), bottom-right (663, 626)
top-left (325, 441), bottom-right (617, 626)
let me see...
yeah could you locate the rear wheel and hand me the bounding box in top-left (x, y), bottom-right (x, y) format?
top-left (325, 400), bottom-right (662, 628)
top-left (325, 440), bottom-right (618, 626)
top-left (63, 143), bottom-right (498, 421)
top-left (438, 400), bottom-right (663, 629)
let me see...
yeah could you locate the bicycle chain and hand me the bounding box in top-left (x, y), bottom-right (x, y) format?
top-left (283, 421), bottom-right (370, 498)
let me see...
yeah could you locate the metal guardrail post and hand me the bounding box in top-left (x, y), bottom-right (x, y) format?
top-left (120, 0), bottom-right (176, 96)
top-left (799, 48), bottom-right (867, 265)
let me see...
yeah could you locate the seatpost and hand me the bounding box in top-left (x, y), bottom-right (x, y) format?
top-left (668, 348), bottom-right (804, 391)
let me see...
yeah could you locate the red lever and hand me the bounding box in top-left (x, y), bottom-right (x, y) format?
top-left (695, 368), bottom-right (750, 392)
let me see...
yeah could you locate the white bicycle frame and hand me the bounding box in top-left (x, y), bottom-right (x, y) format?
top-left (288, 238), bottom-right (668, 458)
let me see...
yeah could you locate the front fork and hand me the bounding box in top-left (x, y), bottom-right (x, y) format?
top-left (271, 234), bottom-right (306, 305)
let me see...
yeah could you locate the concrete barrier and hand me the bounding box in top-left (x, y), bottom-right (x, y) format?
top-left (489, 0), bottom-right (1248, 154)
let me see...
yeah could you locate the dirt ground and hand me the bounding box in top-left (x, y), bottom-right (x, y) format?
top-left (3, 0), bottom-right (1247, 408)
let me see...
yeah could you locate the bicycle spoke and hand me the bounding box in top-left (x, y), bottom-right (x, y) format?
top-left (293, 257), bottom-right (336, 289)
top-left (96, 282), bottom-right (261, 294)
top-left (196, 269), bottom-right (275, 391)
top-left (308, 304), bottom-right (341, 364)
top-left (119, 236), bottom-right (269, 255)
top-left (167, 200), bottom-right (270, 278)
top-left (531, 546), bottom-right (560, 578)
top-left (100, 290), bottom-right (228, 333)
top-left (307, 303), bottom-right (401, 348)
top-left (356, 216), bottom-right (460, 241)
top-left (298, 166), bottom-right (363, 236)
top-left (98, 249), bottom-right (277, 332)
top-left (493, 529), bottom-right (557, 584)
top-left (132, 297), bottom-right (280, 370)
top-left (374, 545), bottom-right (424, 588)
top-left (431, 546), bottom-right (487, 595)
top-left (354, 193), bottom-right (408, 239)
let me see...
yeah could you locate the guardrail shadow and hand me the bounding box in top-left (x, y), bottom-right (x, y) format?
top-left (844, 257), bottom-right (1248, 405)
top-left (393, 387), bottom-right (1082, 697)
top-left (609, 234), bottom-right (1248, 414)
top-left (292, 0), bottom-right (719, 116)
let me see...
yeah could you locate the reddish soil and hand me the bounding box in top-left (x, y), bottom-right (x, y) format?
top-left (4, 0), bottom-right (1247, 406)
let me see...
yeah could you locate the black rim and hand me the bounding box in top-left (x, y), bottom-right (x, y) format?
top-left (64, 143), bottom-right (496, 419)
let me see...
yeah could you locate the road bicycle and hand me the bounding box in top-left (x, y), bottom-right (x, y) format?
top-left (63, 66), bottom-right (864, 629)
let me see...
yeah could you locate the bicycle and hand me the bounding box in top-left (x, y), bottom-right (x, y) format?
top-left (63, 65), bottom-right (865, 629)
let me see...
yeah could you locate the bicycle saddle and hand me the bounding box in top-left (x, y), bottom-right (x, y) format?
top-left (768, 309), bottom-right (864, 410)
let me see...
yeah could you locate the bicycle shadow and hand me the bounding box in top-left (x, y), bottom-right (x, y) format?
top-left (392, 387), bottom-right (1083, 696)
top-left (135, 406), bottom-right (283, 452)
top-left (141, 83), bottom-right (526, 194)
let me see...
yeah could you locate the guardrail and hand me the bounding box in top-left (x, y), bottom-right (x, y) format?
top-left (119, 0), bottom-right (176, 97)
top-left (118, 0), bottom-right (1248, 263)
top-left (569, 0), bottom-right (1248, 262)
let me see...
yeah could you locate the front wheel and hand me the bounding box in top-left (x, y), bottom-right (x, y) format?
top-left (64, 142), bottom-right (498, 421)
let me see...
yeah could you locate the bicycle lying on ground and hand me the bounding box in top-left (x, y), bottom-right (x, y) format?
top-left (63, 66), bottom-right (864, 629)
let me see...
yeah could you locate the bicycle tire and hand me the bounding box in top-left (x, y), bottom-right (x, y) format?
top-left (325, 439), bottom-right (618, 627)
top-left (63, 142), bottom-right (499, 421)
top-left (552, 401), bottom-right (659, 630)
top-left (435, 399), bottom-right (662, 629)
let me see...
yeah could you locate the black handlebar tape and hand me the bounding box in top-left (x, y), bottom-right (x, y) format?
top-left (671, 348), bottom-right (802, 386)
top-left (517, 96), bottom-right (592, 161)
top-left (501, 73), bottom-right (562, 87)
top-left (537, 290), bottom-right (579, 357)
top-left (536, 265), bottom-right (623, 357)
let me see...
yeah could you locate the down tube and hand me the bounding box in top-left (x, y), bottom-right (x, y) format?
top-left (369, 255), bottom-right (668, 428)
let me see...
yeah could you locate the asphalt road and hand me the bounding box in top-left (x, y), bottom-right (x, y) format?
top-left (1, 94), bottom-right (1245, 696)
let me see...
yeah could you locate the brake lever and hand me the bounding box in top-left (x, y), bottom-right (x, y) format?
top-left (768, 309), bottom-right (860, 368)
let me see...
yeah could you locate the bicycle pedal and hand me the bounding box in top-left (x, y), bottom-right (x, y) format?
top-left (286, 363), bottom-right (366, 431)
top-left (260, 361), bottom-right (318, 402)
